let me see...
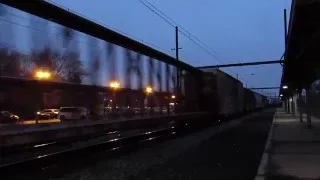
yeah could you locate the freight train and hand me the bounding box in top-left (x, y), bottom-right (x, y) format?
top-left (0, 68), bottom-right (269, 120)
top-left (199, 68), bottom-right (269, 119)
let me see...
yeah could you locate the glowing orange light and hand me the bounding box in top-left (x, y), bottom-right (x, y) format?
top-left (34, 70), bottom-right (51, 80)
top-left (145, 86), bottom-right (153, 94)
top-left (109, 81), bottom-right (120, 90)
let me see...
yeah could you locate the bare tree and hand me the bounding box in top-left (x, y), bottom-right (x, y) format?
top-left (64, 51), bottom-right (85, 83)
top-left (60, 27), bottom-right (85, 83)
top-left (30, 46), bottom-right (84, 83)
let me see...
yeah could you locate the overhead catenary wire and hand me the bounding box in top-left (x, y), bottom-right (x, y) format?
top-left (138, 0), bottom-right (223, 64)
top-left (139, 0), bottom-right (280, 89)
top-left (141, 0), bottom-right (225, 63)
top-left (138, 0), bottom-right (253, 85)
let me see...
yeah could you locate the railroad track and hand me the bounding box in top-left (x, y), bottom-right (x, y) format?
top-left (0, 118), bottom-right (215, 179)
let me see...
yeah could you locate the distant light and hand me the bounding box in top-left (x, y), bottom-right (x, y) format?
top-left (109, 100), bottom-right (112, 102)
top-left (289, 98), bottom-right (293, 102)
top-left (109, 81), bottom-right (120, 89)
top-left (35, 70), bottom-right (51, 80)
top-left (280, 94), bottom-right (283, 97)
top-left (145, 86), bottom-right (153, 94)
top-left (171, 95), bottom-right (176, 99)
top-left (282, 85), bottom-right (288, 89)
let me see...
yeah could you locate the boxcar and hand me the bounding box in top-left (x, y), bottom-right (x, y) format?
top-left (243, 88), bottom-right (256, 112)
top-left (200, 72), bottom-right (219, 114)
top-left (253, 91), bottom-right (264, 109)
top-left (200, 68), bottom-right (244, 117)
top-left (182, 71), bottom-right (202, 112)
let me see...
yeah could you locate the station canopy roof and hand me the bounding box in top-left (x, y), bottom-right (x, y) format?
top-left (282, 0), bottom-right (320, 92)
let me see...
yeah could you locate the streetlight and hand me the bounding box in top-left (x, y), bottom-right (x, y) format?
top-left (109, 80), bottom-right (120, 114)
top-left (109, 81), bottom-right (120, 89)
top-left (171, 95), bottom-right (176, 99)
top-left (145, 86), bottom-right (153, 95)
top-left (144, 86), bottom-right (154, 116)
top-left (280, 94), bottom-right (283, 97)
top-left (34, 70), bottom-right (51, 80)
top-left (282, 85), bottom-right (288, 89)
top-left (34, 70), bottom-right (51, 123)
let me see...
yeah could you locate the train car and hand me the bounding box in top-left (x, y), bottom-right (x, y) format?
top-left (200, 72), bottom-right (219, 113)
top-left (182, 71), bottom-right (202, 112)
top-left (243, 88), bottom-right (256, 112)
top-left (261, 95), bottom-right (269, 108)
top-left (200, 68), bottom-right (244, 118)
top-left (253, 91), bottom-right (264, 109)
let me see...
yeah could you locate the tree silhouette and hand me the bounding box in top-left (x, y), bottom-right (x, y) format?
top-left (30, 46), bottom-right (84, 83)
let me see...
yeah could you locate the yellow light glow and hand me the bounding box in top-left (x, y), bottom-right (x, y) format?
top-left (109, 81), bottom-right (120, 89)
top-left (145, 86), bottom-right (153, 94)
top-left (171, 95), bottom-right (176, 99)
top-left (35, 70), bottom-right (51, 80)
top-left (44, 72), bottom-right (51, 78)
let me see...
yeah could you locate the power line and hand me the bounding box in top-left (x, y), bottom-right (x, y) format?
top-left (138, 0), bottom-right (250, 85)
top-left (139, 0), bottom-right (248, 83)
top-left (138, 0), bottom-right (176, 27)
top-left (142, 0), bottom-right (233, 64)
top-left (139, 0), bottom-right (223, 64)
top-left (138, 1), bottom-right (271, 86)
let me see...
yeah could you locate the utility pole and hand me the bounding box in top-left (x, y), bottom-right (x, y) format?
top-left (171, 26), bottom-right (182, 93)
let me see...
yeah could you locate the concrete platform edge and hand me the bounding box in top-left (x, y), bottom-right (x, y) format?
top-left (254, 111), bottom-right (276, 180)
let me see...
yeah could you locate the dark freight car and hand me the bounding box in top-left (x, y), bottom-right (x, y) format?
top-left (243, 88), bottom-right (256, 112)
top-left (182, 71), bottom-right (202, 112)
top-left (200, 68), bottom-right (244, 117)
top-left (200, 72), bottom-right (219, 114)
top-left (253, 91), bottom-right (264, 108)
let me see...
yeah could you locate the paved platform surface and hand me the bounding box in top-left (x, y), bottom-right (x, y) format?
top-left (256, 108), bottom-right (320, 180)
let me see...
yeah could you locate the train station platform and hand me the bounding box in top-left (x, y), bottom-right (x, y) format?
top-left (255, 108), bottom-right (320, 179)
